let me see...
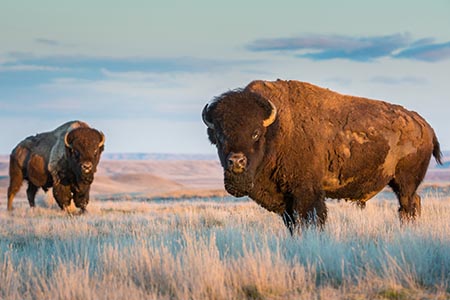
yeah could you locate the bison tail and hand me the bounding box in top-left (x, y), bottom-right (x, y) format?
top-left (432, 132), bottom-right (443, 165)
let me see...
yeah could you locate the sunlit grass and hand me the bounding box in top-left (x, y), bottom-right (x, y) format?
top-left (0, 196), bottom-right (449, 299)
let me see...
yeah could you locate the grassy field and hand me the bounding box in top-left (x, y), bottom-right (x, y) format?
top-left (0, 196), bottom-right (449, 300)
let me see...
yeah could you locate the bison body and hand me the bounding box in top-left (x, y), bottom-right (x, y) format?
top-left (202, 80), bottom-right (442, 232)
top-left (7, 121), bottom-right (105, 211)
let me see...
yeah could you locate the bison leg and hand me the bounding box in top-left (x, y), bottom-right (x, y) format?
top-left (356, 200), bottom-right (366, 209)
top-left (283, 187), bottom-right (327, 233)
top-left (7, 156), bottom-right (24, 211)
top-left (52, 184), bottom-right (72, 210)
top-left (398, 193), bottom-right (421, 222)
top-left (389, 161), bottom-right (427, 223)
top-left (73, 185), bottom-right (90, 212)
top-left (282, 210), bottom-right (297, 235)
top-left (389, 178), bottom-right (422, 223)
top-left (293, 190), bottom-right (327, 229)
top-left (389, 151), bottom-right (431, 223)
top-left (280, 194), bottom-right (300, 234)
top-left (298, 199), bottom-right (327, 228)
top-left (26, 183), bottom-right (38, 208)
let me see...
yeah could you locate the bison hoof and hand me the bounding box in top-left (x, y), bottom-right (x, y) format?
top-left (282, 211), bottom-right (298, 235)
top-left (63, 206), bottom-right (75, 215)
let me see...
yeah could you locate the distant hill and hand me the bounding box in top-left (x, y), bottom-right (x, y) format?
top-left (54, 150), bottom-right (450, 164)
top-left (1, 150), bottom-right (449, 164)
top-left (0, 152), bottom-right (449, 201)
top-left (102, 153), bottom-right (217, 161)
top-left (0, 153), bottom-right (217, 161)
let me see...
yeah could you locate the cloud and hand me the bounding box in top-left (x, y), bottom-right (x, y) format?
top-left (3, 53), bottom-right (259, 73)
top-left (323, 77), bottom-right (352, 87)
top-left (0, 54), bottom-right (263, 116)
top-left (247, 33), bottom-right (450, 62)
top-left (38, 69), bottom-right (244, 112)
top-left (0, 53), bottom-right (261, 93)
top-left (247, 33), bottom-right (411, 61)
top-left (1, 50), bottom-right (449, 154)
top-left (0, 64), bottom-right (69, 72)
top-left (0, 52), bottom-right (257, 92)
top-left (394, 41), bottom-right (450, 62)
top-left (35, 38), bottom-right (64, 47)
top-left (369, 76), bottom-right (428, 85)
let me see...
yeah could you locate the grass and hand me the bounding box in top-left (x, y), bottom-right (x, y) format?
top-left (0, 196), bottom-right (449, 300)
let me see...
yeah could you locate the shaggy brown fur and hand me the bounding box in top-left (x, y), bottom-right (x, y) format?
top-left (203, 79), bottom-right (442, 233)
top-left (7, 121), bottom-right (105, 212)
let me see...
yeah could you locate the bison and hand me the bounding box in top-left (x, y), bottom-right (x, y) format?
top-left (7, 121), bottom-right (105, 212)
top-left (202, 79), bottom-right (442, 233)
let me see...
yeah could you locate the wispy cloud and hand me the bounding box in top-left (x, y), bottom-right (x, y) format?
top-left (35, 38), bottom-right (64, 47)
top-left (247, 33), bottom-right (450, 62)
top-left (324, 77), bottom-right (352, 87)
top-left (1, 53), bottom-right (260, 75)
top-left (0, 58), bottom-right (261, 122)
top-left (394, 41), bottom-right (450, 62)
top-left (0, 64), bottom-right (69, 72)
top-left (370, 76), bottom-right (428, 85)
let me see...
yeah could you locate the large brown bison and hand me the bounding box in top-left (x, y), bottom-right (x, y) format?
top-left (7, 121), bottom-right (105, 212)
top-left (202, 79), bottom-right (442, 232)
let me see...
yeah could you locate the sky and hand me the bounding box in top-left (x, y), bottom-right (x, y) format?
top-left (1, 0), bottom-right (450, 154)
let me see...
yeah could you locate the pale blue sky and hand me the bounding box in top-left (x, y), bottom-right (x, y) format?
top-left (1, 0), bottom-right (450, 154)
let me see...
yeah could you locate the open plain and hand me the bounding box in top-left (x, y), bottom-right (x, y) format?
top-left (0, 155), bottom-right (449, 299)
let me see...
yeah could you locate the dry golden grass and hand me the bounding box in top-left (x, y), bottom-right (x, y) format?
top-left (0, 195), bottom-right (449, 300)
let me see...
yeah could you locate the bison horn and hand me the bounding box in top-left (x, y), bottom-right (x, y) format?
top-left (202, 103), bottom-right (215, 129)
top-left (64, 132), bottom-right (72, 149)
top-left (263, 99), bottom-right (277, 127)
top-left (98, 131), bottom-right (105, 148)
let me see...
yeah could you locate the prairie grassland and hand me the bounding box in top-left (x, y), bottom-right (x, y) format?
top-left (0, 196), bottom-right (449, 300)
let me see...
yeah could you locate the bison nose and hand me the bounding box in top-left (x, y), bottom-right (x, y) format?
top-left (227, 152), bottom-right (247, 173)
top-left (81, 162), bottom-right (93, 173)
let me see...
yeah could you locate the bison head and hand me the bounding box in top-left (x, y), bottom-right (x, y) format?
top-left (64, 128), bottom-right (105, 184)
top-left (202, 90), bottom-right (277, 197)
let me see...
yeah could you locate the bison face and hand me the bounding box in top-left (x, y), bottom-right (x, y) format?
top-left (64, 128), bottom-right (105, 184)
top-left (202, 90), bottom-right (277, 197)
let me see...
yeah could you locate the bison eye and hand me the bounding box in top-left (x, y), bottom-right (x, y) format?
top-left (252, 130), bottom-right (261, 141)
top-left (72, 149), bottom-right (80, 159)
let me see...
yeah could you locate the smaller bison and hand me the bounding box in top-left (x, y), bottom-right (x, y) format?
top-left (202, 80), bottom-right (442, 233)
top-left (7, 121), bottom-right (105, 212)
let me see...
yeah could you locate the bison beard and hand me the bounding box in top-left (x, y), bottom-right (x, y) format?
top-left (81, 173), bottom-right (94, 184)
top-left (74, 167), bottom-right (94, 185)
top-left (223, 170), bottom-right (254, 197)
